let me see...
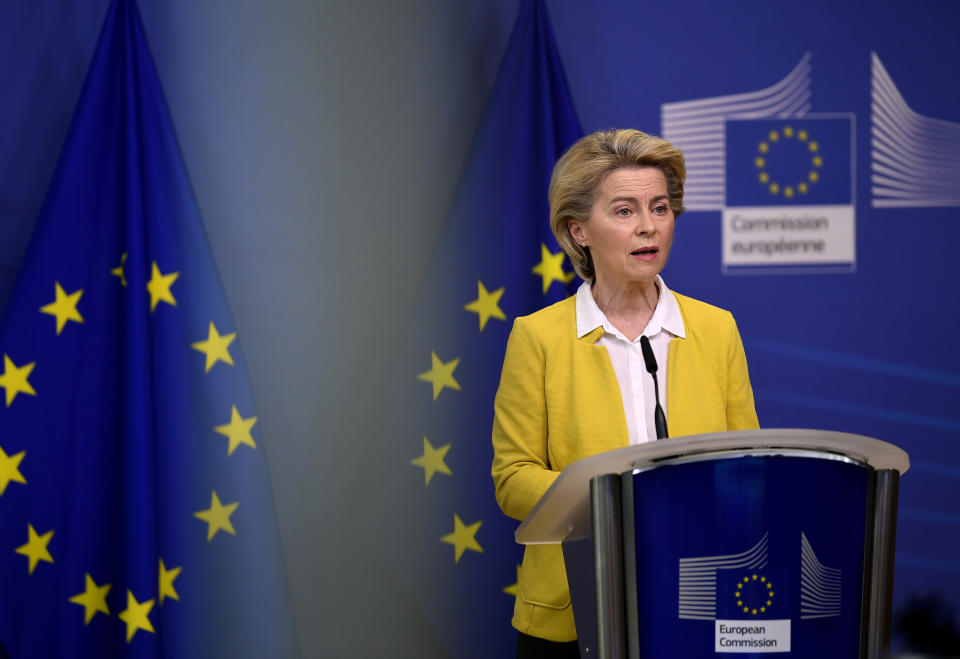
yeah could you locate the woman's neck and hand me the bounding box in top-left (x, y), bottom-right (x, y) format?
top-left (591, 277), bottom-right (660, 342)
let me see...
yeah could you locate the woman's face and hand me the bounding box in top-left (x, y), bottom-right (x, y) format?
top-left (568, 166), bottom-right (675, 289)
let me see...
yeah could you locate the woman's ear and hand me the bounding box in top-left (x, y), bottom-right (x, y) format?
top-left (568, 220), bottom-right (585, 245)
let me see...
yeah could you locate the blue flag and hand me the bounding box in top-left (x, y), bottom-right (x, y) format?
top-left (367, 0), bottom-right (582, 655)
top-left (725, 118), bottom-right (853, 207)
top-left (0, 1), bottom-right (296, 656)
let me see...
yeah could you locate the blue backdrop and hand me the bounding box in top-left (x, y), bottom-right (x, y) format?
top-left (2, 1), bottom-right (958, 656)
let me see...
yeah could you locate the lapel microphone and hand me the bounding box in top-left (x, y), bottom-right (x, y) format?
top-left (639, 335), bottom-right (669, 439)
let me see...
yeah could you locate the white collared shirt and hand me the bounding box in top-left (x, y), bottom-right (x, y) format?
top-left (575, 276), bottom-right (686, 444)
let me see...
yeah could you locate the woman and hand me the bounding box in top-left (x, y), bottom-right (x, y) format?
top-left (491, 129), bottom-right (759, 657)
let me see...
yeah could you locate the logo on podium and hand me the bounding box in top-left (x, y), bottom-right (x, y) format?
top-left (678, 531), bottom-right (843, 653)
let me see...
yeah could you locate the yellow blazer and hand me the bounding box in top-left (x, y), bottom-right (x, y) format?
top-left (491, 291), bottom-right (759, 641)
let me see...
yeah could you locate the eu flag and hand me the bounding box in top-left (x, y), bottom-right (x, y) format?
top-left (725, 117), bottom-right (853, 207)
top-left (367, 0), bottom-right (582, 655)
top-left (0, 1), bottom-right (296, 656)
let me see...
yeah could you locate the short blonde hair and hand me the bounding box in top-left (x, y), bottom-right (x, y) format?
top-left (548, 129), bottom-right (686, 281)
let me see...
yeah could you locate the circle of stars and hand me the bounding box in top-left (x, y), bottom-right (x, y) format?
top-left (754, 125), bottom-right (823, 199)
top-left (734, 573), bottom-right (775, 616)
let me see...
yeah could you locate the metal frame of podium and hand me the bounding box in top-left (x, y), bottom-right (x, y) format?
top-left (515, 429), bottom-right (909, 658)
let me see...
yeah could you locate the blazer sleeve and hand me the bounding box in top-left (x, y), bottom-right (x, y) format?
top-left (491, 317), bottom-right (560, 522)
top-left (725, 315), bottom-right (760, 430)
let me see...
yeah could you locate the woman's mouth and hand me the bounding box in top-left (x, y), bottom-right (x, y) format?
top-left (631, 247), bottom-right (659, 261)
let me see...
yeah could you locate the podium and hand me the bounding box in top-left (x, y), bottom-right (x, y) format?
top-left (515, 429), bottom-right (909, 658)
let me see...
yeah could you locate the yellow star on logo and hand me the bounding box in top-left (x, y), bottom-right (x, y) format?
top-left (417, 351), bottom-right (460, 401)
top-left (193, 491), bottom-right (239, 542)
top-left (503, 564), bottom-right (521, 596)
top-left (0, 443), bottom-right (27, 495)
top-left (158, 558), bottom-right (182, 605)
top-left (214, 405), bottom-right (258, 456)
top-left (111, 252), bottom-right (128, 287)
top-left (39, 282), bottom-right (84, 335)
top-left (146, 261), bottom-right (179, 312)
top-left (118, 590), bottom-right (155, 642)
top-left (0, 354), bottom-right (36, 407)
top-left (410, 437), bottom-right (452, 485)
top-left (68, 573), bottom-right (111, 624)
top-left (15, 523), bottom-right (54, 574)
top-left (441, 514), bottom-right (483, 563)
top-left (531, 243), bottom-right (574, 294)
top-left (191, 322), bottom-right (236, 372)
top-left (464, 280), bottom-right (506, 331)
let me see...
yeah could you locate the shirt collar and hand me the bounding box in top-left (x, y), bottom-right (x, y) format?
top-left (576, 276), bottom-right (686, 340)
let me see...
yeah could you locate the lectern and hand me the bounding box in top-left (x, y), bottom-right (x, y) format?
top-left (515, 429), bottom-right (909, 658)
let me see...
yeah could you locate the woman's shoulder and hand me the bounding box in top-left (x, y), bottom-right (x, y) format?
top-left (671, 291), bottom-right (737, 330)
top-left (512, 295), bottom-right (577, 337)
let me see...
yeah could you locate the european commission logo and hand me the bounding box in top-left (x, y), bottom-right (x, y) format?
top-left (678, 531), bottom-right (843, 653)
top-left (722, 116), bottom-right (855, 272)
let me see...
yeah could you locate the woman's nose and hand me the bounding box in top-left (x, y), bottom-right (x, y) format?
top-left (635, 213), bottom-right (655, 235)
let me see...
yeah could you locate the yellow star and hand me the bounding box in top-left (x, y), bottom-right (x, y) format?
top-left (503, 565), bottom-right (521, 596)
top-left (118, 590), bottom-right (155, 642)
top-left (784, 186), bottom-right (795, 198)
top-left (758, 142), bottom-right (769, 153)
top-left (0, 443), bottom-right (26, 495)
top-left (760, 576), bottom-right (766, 582)
top-left (410, 437), bottom-right (452, 485)
top-left (754, 156), bottom-right (765, 168)
top-left (767, 599), bottom-right (773, 606)
top-left (809, 171), bottom-right (819, 183)
top-left (111, 252), bottom-right (128, 287)
top-left (752, 608), bottom-right (758, 615)
top-left (769, 130), bottom-right (780, 142)
top-left (194, 491), bottom-right (238, 542)
top-left (798, 182), bottom-right (809, 194)
top-left (808, 140), bottom-right (819, 152)
top-left (417, 351), bottom-right (460, 401)
top-left (752, 574), bottom-right (758, 580)
top-left (68, 573), bottom-right (111, 624)
top-left (758, 172), bottom-right (769, 184)
top-left (0, 354), bottom-right (36, 407)
top-left (743, 606), bottom-right (749, 613)
top-left (464, 280), bottom-right (506, 331)
top-left (39, 282), bottom-right (84, 335)
top-left (532, 243), bottom-right (574, 294)
top-left (146, 261), bottom-right (179, 312)
top-left (214, 405), bottom-right (258, 456)
top-left (812, 155), bottom-right (823, 167)
top-left (769, 183), bottom-right (780, 195)
top-left (783, 125), bottom-right (795, 138)
top-left (767, 583), bottom-right (772, 589)
top-left (737, 600), bottom-right (743, 606)
top-left (158, 558), bottom-right (182, 605)
top-left (441, 514), bottom-right (483, 562)
top-left (798, 129), bottom-right (808, 141)
top-left (15, 523), bottom-right (54, 574)
top-left (761, 606), bottom-right (767, 613)
top-left (191, 322), bottom-right (236, 372)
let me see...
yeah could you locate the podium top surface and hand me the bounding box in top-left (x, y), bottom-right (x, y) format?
top-left (514, 428), bottom-right (909, 545)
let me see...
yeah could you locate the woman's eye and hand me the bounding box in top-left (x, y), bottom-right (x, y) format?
top-left (653, 205), bottom-right (668, 215)
top-left (616, 207), bottom-right (631, 216)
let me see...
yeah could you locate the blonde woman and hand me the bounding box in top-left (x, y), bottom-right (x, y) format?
top-left (492, 129), bottom-right (760, 657)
